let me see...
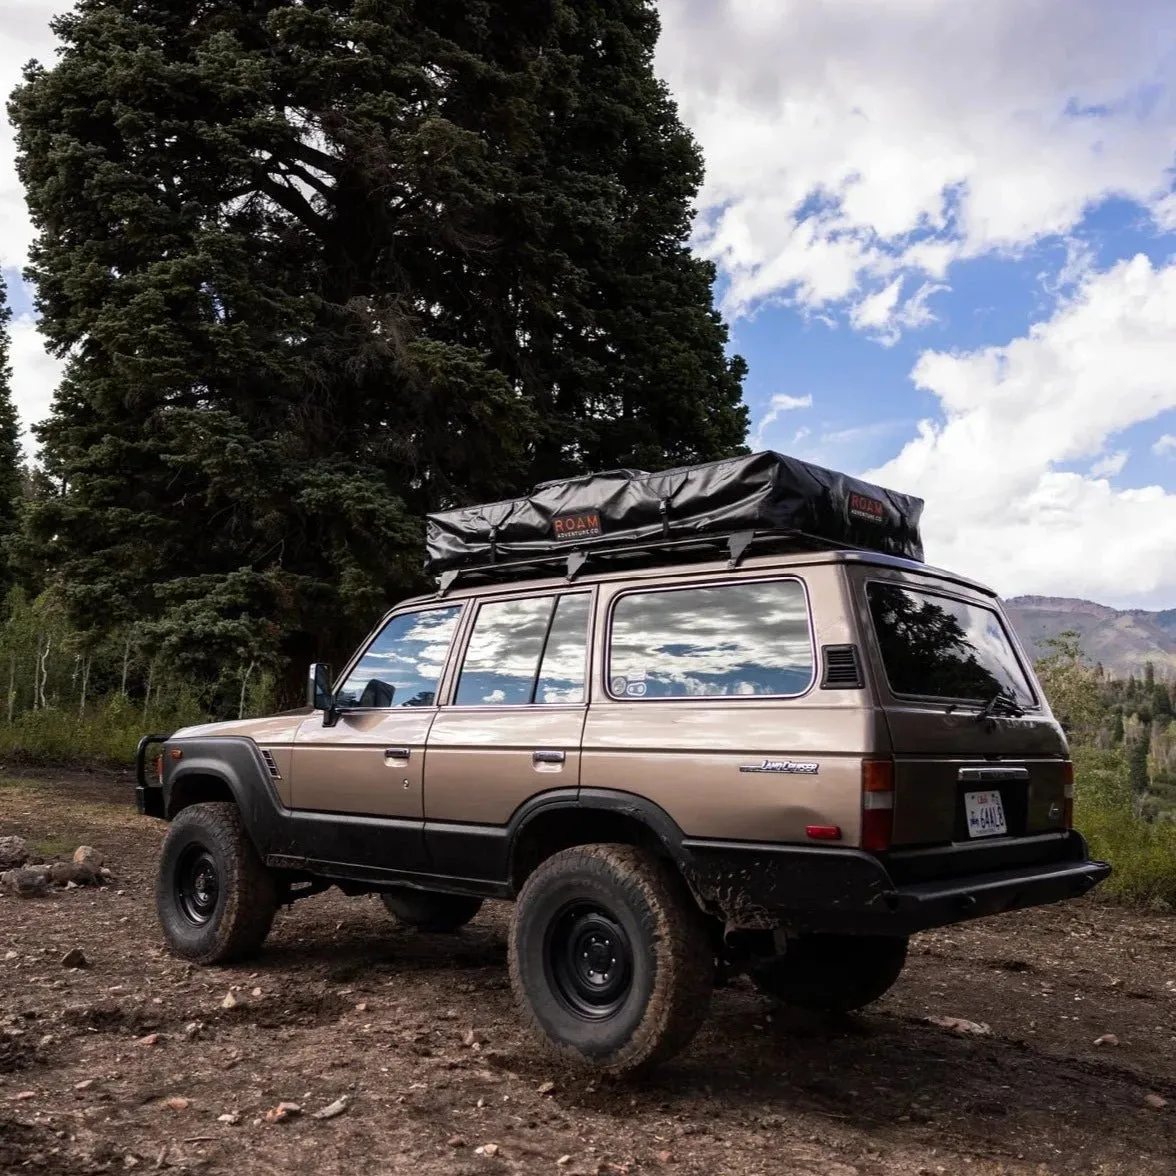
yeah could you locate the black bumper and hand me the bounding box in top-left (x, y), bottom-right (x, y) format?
top-left (683, 831), bottom-right (1111, 935)
top-left (135, 733), bottom-right (171, 819)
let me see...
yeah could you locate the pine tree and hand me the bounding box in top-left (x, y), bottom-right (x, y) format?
top-left (1128, 728), bottom-right (1151, 797)
top-left (0, 277), bottom-right (25, 582)
top-left (10, 0), bottom-right (746, 698)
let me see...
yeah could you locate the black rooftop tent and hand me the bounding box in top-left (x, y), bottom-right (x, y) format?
top-left (425, 451), bottom-right (924, 587)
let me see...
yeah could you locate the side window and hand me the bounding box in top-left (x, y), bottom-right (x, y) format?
top-left (608, 580), bottom-right (813, 699)
top-left (455, 593), bottom-right (591, 706)
top-left (535, 594), bottom-right (591, 704)
top-left (336, 606), bottom-right (462, 709)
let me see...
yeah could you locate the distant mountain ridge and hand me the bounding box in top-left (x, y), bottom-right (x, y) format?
top-left (1003, 596), bottom-right (1176, 679)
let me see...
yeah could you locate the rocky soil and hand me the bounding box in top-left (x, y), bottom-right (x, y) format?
top-left (1, 769), bottom-right (1174, 1175)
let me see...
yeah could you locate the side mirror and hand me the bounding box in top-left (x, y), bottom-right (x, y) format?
top-left (308, 662), bottom-right (334, 712)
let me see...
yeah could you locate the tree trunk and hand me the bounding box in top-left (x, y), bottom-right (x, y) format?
top-left (238, 660), bottom-right (256, 720)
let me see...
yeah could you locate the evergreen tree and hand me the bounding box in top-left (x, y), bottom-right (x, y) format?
top-left (0, 277), bottom-right (25, 581)
top-left (10, 0), bottom-right (746, 698)
top-left (1128, 728), bottom-right (1151, 797)
top-left (1154, 683), bottom-right (1173, 720)
top-left (1110, 710), bottom-right (1124, 744)
top-left (1144, 661), bottom-right (1156, 692)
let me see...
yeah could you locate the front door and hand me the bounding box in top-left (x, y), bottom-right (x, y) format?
top-left (290, 603), bottom-right (464, 873)
top-left (425, 591), bottom-right (593, 880)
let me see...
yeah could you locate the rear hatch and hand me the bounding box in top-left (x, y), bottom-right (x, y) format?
top-left (856, 570), bottom-right (1073, 881)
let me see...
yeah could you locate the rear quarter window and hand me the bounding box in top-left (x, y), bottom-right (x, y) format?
top-left (866, 582), bottom-right (1034, 705)
top-left (607, 579), bottom-right (814, 700)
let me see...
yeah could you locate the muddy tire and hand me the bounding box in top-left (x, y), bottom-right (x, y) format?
top-left (509, 844), bottom-right (713, 1075)
top-left (155, 802), bottom-right (277, 965)
top-left (750, 934), bottom-right (908, 1012)
top-left (379, 888), bottom-right (483, 932)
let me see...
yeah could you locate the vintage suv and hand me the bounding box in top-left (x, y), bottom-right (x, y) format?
top-left (137, 452), bottom-right (1110, 1073)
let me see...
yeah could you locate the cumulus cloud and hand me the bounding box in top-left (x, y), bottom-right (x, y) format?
top-left (867, 255), bottom-right (1176, 608)
top-left (8, 314), bottom-right (64, 455)
top-left (0, 1), bottom-right (63, 271)
top-left (657, 0), bottom-right (1176, 337)
top-left (1154, 434), bottom-right (1176, 457)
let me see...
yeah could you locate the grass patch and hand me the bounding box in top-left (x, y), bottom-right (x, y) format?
top-left (27, 837), bottom-right (75, 858)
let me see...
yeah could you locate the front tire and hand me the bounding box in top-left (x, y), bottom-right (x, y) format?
top-left (509, 844), bottom-right (713, 1075)
top-left (379, 888), bottom-right (483, 932)
top-left (156, 802), bottom-right (277, 965)
top-left (750, 934), bottom-right (908, 1012)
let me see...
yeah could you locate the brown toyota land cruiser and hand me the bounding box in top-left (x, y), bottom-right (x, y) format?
top-left (137, 452), bottom-right (1110, 1073)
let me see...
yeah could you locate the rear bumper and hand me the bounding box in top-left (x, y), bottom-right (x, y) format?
top-left (682, 831), bottom-right (1111, 935)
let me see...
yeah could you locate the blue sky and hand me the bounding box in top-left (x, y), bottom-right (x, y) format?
top-left (2, 0), bottom-right (1176, 608)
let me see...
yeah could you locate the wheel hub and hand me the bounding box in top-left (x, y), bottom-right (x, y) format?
top-left (176, 847), bottom-right (220, 926)
top-left (548, 905), bottom-right (634, 1020)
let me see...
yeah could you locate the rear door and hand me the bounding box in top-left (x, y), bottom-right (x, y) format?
top-left (856, 571), bottom-right (1069, 854)
top-left (423, 590), bottom-right (592, 880)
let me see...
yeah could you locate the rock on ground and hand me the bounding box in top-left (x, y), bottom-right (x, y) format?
top-left (0, 835), bottom-right (28, 869)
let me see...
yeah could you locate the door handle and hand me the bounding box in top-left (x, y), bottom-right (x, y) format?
top-left (384, 747), bottom-right (411, 761)
top-left (533, 750), bottom-right (566, 765)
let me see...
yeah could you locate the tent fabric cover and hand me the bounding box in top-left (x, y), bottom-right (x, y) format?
top-left (424, 451), bottom-right (924, 575)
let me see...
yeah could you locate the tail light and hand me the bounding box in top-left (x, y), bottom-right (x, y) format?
top-left (861, 758), bottom-right (895, 852)
top-left (1061, 760), bottom-right (1074, 829)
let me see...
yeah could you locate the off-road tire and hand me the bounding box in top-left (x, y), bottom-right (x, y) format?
top-left (750, 933), bottom-right (909, 1012)
top-left (379, 888), bottom-right (483, 932)
top-left (156, 802), bottom-right (277, 965)
top-left (509, 844), bottom-right (713, 1075)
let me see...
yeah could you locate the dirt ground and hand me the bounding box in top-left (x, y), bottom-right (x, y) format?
top-left (1, 771), bottom-right (1173, 1176)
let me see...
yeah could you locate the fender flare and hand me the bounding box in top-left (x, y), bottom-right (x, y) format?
top-left (504, 787), bottom-right (696, 888)
top-left (164, 737), bottom-right (293, 858)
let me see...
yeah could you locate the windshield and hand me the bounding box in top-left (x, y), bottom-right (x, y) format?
top-left (866, 582), bottom-right (1035, 706)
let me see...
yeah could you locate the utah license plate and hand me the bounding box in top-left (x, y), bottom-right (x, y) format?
top-left (964, 790), bottom-right (1008, 838)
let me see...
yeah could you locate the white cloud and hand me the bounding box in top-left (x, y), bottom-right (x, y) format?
top-left (8, 313), bottom-right (64, 455)
top-left (0, 1), bottom-right (64, 271)
top-left (1089, 451), bottom-right (1128, 478)
top-left (1154, 434), bottom-right (1176, 457)
top-left (657, 0), bottom-right (1176, 336)
top-left (750, 392), bottom-right (812, 447)
top-left (868, 255), bottom-right (1176, 608)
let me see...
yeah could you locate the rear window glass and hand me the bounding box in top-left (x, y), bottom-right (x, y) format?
top-left (866, 583), bottom-right (1034, 705)
top-left (608, 580), bottom-right (813, 699)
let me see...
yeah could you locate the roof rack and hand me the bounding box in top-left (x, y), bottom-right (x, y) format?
top-left (434, 528), bottom-right (869, 596)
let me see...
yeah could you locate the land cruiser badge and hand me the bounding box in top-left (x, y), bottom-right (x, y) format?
top-left (740, 759), bottom-right (819, 775)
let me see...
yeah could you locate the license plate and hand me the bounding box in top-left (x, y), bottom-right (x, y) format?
top-left (964, 790), bottom-right (1008, 838)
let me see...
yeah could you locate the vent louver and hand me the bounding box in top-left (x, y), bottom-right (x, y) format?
top-left (821, 644), bottom-right (864, 689)
top-left (260, 749), bottom-right (282, 781)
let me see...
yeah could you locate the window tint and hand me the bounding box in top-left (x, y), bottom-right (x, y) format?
top-left (866, 583), bottom-right (1034, 704)
top-left (608, 580), bottom-right (813, 699)
top-left (336, 606), bottom-right (462, 709)
top-left (455, 594), bottom-right (591, 706)
top-left (535, 595), bottom-right (591, 704)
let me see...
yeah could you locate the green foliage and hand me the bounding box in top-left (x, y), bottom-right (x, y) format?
top-left (1037, 635), bottom-right (1176, 908)
top-left (9, 0), bottom-right (747, 701)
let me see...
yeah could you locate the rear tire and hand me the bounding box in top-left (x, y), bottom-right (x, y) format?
top-left (156, 802), bottom-right (277, 965)
top-left (379, 888), bottom-right (483, 932)
top-left (509, 844), bottom-right (713, 1075)
top-left (750, 933), bottom-right (908, 1012)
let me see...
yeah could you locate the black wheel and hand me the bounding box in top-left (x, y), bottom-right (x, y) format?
top-left (509, 844), bottom-right (713, 1075)
top-left (379, 888), bottom-right (483, 932)
top-left (155, 802), bottom-right (277, 965)
top-left (750, 934), bottom-right (908, 1012)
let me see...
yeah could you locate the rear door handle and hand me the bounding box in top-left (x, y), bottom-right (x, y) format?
top-left (532, 750), bottom-right (565, 765)
top-left (384, 747), bottom-right (411, 761)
